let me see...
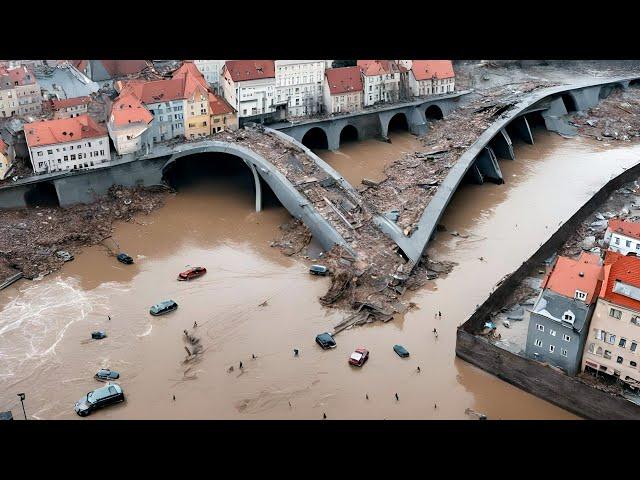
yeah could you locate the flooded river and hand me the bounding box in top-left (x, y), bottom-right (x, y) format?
top-left (2, 130), bottom-right (640, 419)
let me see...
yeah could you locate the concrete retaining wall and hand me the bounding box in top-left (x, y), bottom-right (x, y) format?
top-left (456, 156), bottom-right (640, 419)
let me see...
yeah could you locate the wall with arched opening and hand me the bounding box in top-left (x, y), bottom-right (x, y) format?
top-left (301, 127), bottom-right (329, 150)
top-left (560, 93), bottom-right (577, 113)
top-left (425, 105), bottom-right (443, 120)
top-left (387, 112), bottom-right (409, 133)
top-left (338, 124), bottom-right (359, 146)
top-left (24, 182), bottom-right (59, 208)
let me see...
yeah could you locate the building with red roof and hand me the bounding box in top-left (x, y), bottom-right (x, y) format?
top-left (322, 66), bottom-right (364, 114)
top-left (107, 92), bottom-right (154, 155)
top-left (357, 60), bottom-right (401, 107)
top-left (51, 96), bottom-right (91, 119)
top-left (526, 252), bottom-right (604, 376)
top-left (582, 250), bottom-right (640, 388)
top-left (221, 61), bottom-right (277, 120)
top-left (0, 138), bottom-right (13, 180)
top-left (401, 60), bottom-right (455, 98)
top-left (0, 65), bottom-right (42, 118)
top-left (605, 218), bottom-right (640, 256)
top-left (25, 114), bottom-right (111, 173)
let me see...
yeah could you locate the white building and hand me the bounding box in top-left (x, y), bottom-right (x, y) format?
top-left (274, 60), bottom-right (326, 117)
top-left (323, 66), bottom-right (363, 114)
top-left (605, 219), bottom-right (640, 256)
top-left (25, 114), bottom-right (111, 174)
top-left (107, 92), bottom-right (153, 155)
top-left (221, 60), bottom-right (276, 119)
top-left (192, 60), bottom-right (225, 93)
top-left (51, 96), bottom-right (91, 119)
top-left (357, 60), bottom-right (401, 107)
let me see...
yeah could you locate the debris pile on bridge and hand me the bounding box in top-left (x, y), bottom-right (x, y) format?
top-left (0, 185), bottom-right (170, 281)
top-left (569, 85), bottom-right (640, 142)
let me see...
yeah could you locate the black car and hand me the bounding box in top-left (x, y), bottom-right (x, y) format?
top-left (91, 331), bottom-right (107, 340)
top-left (95, 369), bottom-right (120, 381)
top-left (117, 253), bottom-right (134, 265)
top-left (150, 300), bottom-right (178, 316)
top-left (315, 332), bottom-right (336, 349)
top-left (74, 383), bottom-right (125, 417)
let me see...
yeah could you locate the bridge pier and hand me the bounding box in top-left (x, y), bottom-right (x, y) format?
top-left (570, 86), bottom-right (602, 111)
top-left (408, 107), bottom-right (428, 136)
top-left (475, 147), bottom-right (503, 184)
top-left (490, 128), bottom-right (515, 160)
top-left (541, 97), bottom-right (577, 137)
top-left (248, 163), bottom-right (262, 212)
top-left (467, 164), bottom-right (484, 185)
top-left (510, 116), bottom-right (534, 144)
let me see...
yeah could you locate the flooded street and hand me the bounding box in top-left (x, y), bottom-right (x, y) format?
top-left (2, 129), bottom-right (640, 419)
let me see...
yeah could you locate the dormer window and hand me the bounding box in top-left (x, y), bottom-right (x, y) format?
top-left (562, 311), bottom-right (575, 324)
top-left (575, 290), bottom-right (587, 301)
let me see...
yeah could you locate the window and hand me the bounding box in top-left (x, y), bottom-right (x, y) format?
top-left (607, 334), bottom-right (616, 345)
top-left (610, 308), bottom-right (622, 319)
top-left (536, 324), bottom-right (544, 332)
top-left (549, 329), bottom-right (557, 337)
top-left (561, 349), bottom-right (568, 357)
top-left (70, 154), bottom-right (76, 160)
top-left (596, 346), bottom-right (603, 356)
top-left (631, 316), bottom-right (640, 326)
top-left (631, 341), bottom-right (638, 352)
top-left (63, 155), bottom-right (68, 161)
top-left (549, 345), bottom-right (555, 353)
top-left (36, 151), bottom-right (43, 156)
top-left (563, 311), bottom-right (575, 322)
top-left (47, 149), bottom-right (53, 154)
top-left (619, 337), bottom-right (627, 348)
top-left (595, 329), bottom-right (605, 341)
top-left (575, 290), bottom-right (587, 301)
top-left (614, 237), bottom-right (620, 245)
top-left (588, 343), bottom-right (595, 353)
top-left (631, 361), bottom-right (637, 368)
top-left (604, 350), bottom-right (612, 360)
top-left (563, 334), bottom-right (571, 343)
top-left (617, 356), bottom-right (624, 364)
top-left (534, 339), bottom-right (543, 347)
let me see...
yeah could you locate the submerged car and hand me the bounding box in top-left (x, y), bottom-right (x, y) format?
top-left (94, 369), bottom-right (120, 381)
top-left (178, 266), bottom-right (207, 281)
top-left (55, 250), bottom-right (74, 262)
top-left (150, 300), bottom-right (178, 316)
top-left (91, 331), bottom-right (107, 340)
top-left (315, 332), bottom-right (336, 349)
top-left (393, 344), bottom-right (410, 358)
top-left (74, 383), bottom-right (125, 417)
top-left (309, 265), bottom-right (329, 276)
top-left (349, 347), bottom-right (369, 367)
top-left (117, 253), bottom-right (134, 265)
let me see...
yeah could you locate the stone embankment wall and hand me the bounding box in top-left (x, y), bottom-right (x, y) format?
top-left (456, 160), bottom-right (640, 420)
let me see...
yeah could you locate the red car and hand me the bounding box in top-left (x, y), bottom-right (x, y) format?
top-left (177, 266), bottom-right (207, 281)
top-left (348, 347), bottom-right (369, 367)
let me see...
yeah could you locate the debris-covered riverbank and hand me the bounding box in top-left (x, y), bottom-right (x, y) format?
top-left (0, 185), bottom-right (170, 281)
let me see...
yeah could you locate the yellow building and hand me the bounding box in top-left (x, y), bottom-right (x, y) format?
top-left (185, 88), bottom-right (211, 139)
top-left (0, 139), bottom-right (13, 179)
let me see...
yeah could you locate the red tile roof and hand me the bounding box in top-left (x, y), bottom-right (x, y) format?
top-left (600, 250), bottom-right (640, 311)
top-left (0, 65), bottom-right (36, 87)
top-left (607, 218), bottom-right (640, 241)
top-left (172, 61), bottom-right (208, 90)
top-left (51, 96), bottom-right (91, 110)
top-left (325, 66), bottom-right (363, 95)
top-left (224, 60), bottom-right (275, 82)
top-left (410, 60), bottom-right (455, 81)
top-left (208, 92), bottom-right (235, 115)
top-left (72, 60), bottom-right (89, 72)
top-left (357, 60), bottom-right (400, 76)
top-left (0, 138), bottom-right (7, 155)
top-left (110, 92), bottom-right (153, 127)
top-left (25, 115), bottom-right (107, 148)
top-left (542, 252), bottom-right (603, 304)
top-left (120, 78), bottom-right (186, 104)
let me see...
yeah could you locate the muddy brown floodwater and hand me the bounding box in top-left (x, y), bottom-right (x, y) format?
top-left (2, 130), bottom-right (640, 419)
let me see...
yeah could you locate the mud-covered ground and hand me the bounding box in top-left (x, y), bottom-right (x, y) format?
top-left (0, 185), bottom-right (170, 280)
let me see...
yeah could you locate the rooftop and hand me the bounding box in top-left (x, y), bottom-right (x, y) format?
top-left (357, 60), bottom-right (400, 77)
top-left (110, 93), bottom-right (153, 127)
top-left (25, 114), bottom-right (107, 148)
top-left (600, 250), bottom-right (640, 311)
top-left (542, 252), bottom-right (603, 304)
top-left (607, 218), bottom-right (640, 240)
top-left (411, 60), bottom-right (455, 81)
top-left (224, 60), bottom-right (275, 82)
top-left (325, 66), bottom-right (364, 95)
top-left (51, 96), bottom-right (91, 110)
top-left (208, 92), bottom-right (235, 116)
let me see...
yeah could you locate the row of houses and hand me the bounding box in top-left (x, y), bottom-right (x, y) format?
top-left (524, 218), bottom-right (640, 391)
top-left (22, 61), bottom-right (238, 174)
top-left (216, 59), bottom-right (455, 121)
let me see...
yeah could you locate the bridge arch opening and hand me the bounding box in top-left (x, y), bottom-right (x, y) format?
top-left (630, 79), bottom-right (640, 88)
top-left (387, 112), bottom-right (409, 133)
top-left (24, 181), bottom-right (59, 208)
top-left (560, 93), bottom-right (577, 113)
top-left (599, 84), bottom-right (624, 100)
top-left (424, 105), bottom-right (443, 120)
top-left (162, 152), bottom-right (279, 210)
top-left (301, 127), bottom-right (329, 150)
top-left (339, 125), bottom-right (359, 146)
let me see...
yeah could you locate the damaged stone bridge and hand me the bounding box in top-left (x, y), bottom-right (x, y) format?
top-left (270, 91), bottom-right (468, 151)
top-left (389, 75), bottom-right (640, 264)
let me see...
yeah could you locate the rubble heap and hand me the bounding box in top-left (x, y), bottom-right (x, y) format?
top-left (0, 185), bottom-right (170, 280)
top-left (570, 86), bottom-right (640, 142)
